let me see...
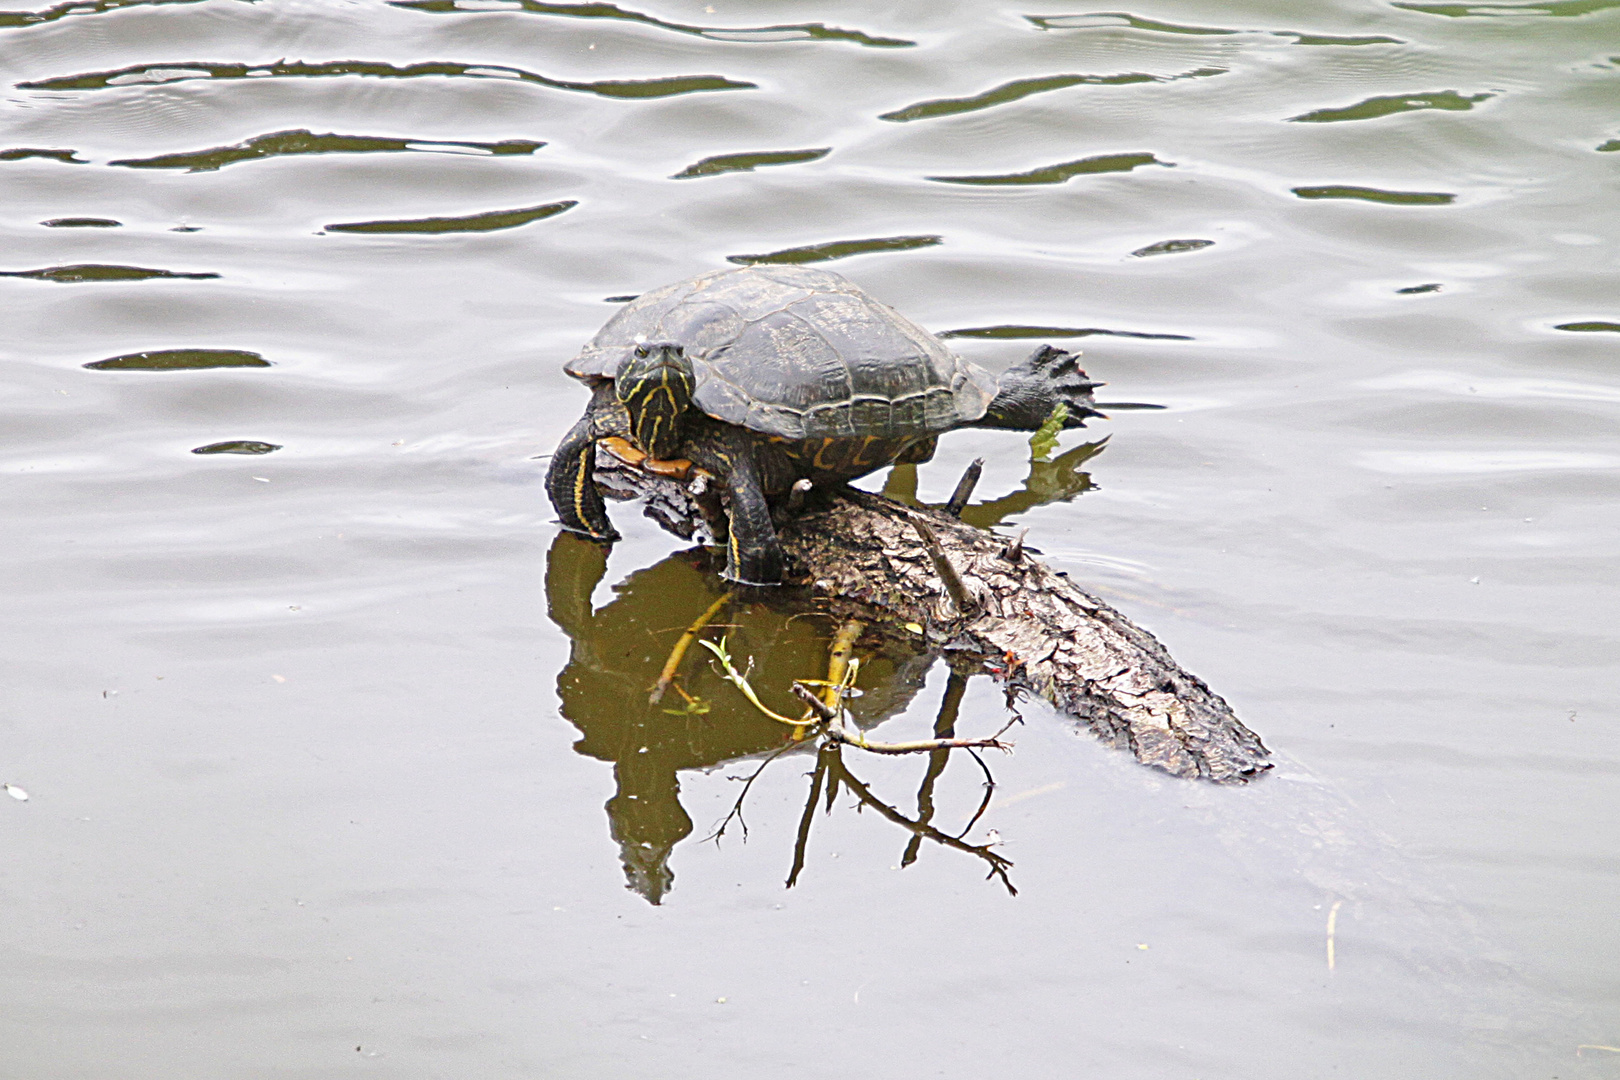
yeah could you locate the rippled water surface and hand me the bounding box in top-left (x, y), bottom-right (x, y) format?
top-left (3, 0), bottom-right (1617, 1075)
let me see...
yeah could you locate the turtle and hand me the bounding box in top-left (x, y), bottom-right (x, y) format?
top-left (545, 263), bottom-right (1103, 585)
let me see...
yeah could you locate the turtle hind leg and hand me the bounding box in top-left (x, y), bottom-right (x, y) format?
top-left (546, 410), bottom-right (620, 543)
top-left (897, 435), bottom-right (937, 465)
top-left (976, 345), bottom-right (1104, 430)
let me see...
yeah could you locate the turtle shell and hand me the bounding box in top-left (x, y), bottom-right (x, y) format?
top-left (566, 265), bottom-right (995, 440)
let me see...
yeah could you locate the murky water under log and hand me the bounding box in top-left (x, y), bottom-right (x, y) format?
top-left (2, 0), bottom-right (1617, 1075)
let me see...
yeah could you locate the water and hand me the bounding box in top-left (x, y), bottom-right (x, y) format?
top-left (2, 0), bottom-right (1617, 1075)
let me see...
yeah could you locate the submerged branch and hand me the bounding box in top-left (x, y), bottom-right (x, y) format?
top-left (650, 589), bottom-right (732, 703)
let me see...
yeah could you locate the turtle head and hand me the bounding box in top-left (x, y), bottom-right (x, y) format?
top-left (615, 340), bottom-right (693, 461)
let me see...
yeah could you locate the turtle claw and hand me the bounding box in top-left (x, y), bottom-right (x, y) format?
top-left (1027, 345), bottom-right (1103, 425)
top-left (1028, 343), bottom-right (1078, 373)
top-left (560, 522), bottom-right (621, 545)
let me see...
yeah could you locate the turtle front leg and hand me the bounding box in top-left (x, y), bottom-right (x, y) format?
top-left (704, 435), bottom-right (784, 586)
top-left (546, 408), bottom-right (621, 544)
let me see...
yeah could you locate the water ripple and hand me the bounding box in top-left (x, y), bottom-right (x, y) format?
top-left (1392, 0), bottom-right (1620, 15)
top-left (879, 68), bottom-right (1225, 123)
top-left (0, 0), bottom-right (208, 31)
top-left (1, 264), bottom-right (220, 282)
top-left (670, 147), bottom-right (828, 179)
top-left (1359, 449), bottom-right (1620, 474)
top-left (1292, 185), bottom-right (1456, 205)
top-left (929, 152), bottom-right (1169, 186)
top-left (323, 200), bottom-right (576, 234)
top-left (18, 59), bottom-right (756, 100)
top-left (1131, 239), bottom-right (1214, 257)
top-left (41, 217), bottom-right (122, 227)
top-left (84, 349), bottom-right (268, 370)
top-left (107, 130), bottom-right (543, 172)
top-left (1026, 12), bottom-right (1402, 44)
top-left (1360, 370), bottom-right (1620, 403)
top-left (1287, 91), bottom-right (1493, 124)
top-left (388, 0), bottom-right (914, 47)
top-left (1026, 11), bottom-right (1237, 36)
top-left (0, 147), bottom-right (86, 163)
top-left (727, 235), bottom-right (941, 265)
top-left (192, 441), bottom-right (281, 454)
top-left (939, 324), bottom-right (1192, 341)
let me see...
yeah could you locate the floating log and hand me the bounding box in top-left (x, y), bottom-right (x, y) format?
top-left (594, 455), bottom-right (1272, 783)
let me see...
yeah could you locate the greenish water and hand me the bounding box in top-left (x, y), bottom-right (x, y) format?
top-left (2, 0), bottom-right (1617, 1076)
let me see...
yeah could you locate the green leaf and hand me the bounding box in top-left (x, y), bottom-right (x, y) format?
top-left (1029, 403), bottom-right (1069, 462)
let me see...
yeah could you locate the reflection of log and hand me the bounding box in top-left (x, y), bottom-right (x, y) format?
top-left (598, 458), bottom-right (1271, 784)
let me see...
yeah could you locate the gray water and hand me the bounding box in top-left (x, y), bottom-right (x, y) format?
top-left (2, 0), bottom-right (1617, 1075)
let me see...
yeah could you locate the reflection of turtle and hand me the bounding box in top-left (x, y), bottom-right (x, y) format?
top-left (545, 264), bottom-right (1102, 585)
top-left (543, 534), bottom-right (940, 903)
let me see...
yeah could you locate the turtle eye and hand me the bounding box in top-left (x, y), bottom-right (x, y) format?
top-left (633, 344), bottom-right (650, 359)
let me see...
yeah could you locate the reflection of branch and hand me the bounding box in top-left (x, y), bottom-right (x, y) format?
top-left (959, 438), bottom-right (1107, 530)
top-left (953, 749), bottom-right (998, 841)
top-left (707, 618), bottom-right (1017, 893)
top-left (786, 751), bottom-right (830, 889)
top-left (707, 618), bottom-right (1012, 757)
top-left (902, 668), bottom-right (966, 868)
top-left (824, 703), bottom-right (1019, 756)
top-left (707, 740), bottom-right (801, 844)
top-left (829, 750), bottom-right (1017, 896)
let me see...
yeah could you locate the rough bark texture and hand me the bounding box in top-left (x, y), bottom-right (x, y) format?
top-left (598, 459), bottom-right (1272, 783)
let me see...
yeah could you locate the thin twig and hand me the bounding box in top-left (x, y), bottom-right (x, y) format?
top-left (792, 682), bottom-right (839, 722)
top-left (825, 727), bottom-right (1011, 755)
top-left (650, 591), bottom-right (732, 704)
top-left (700, 637), bottom-right (820, 728)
